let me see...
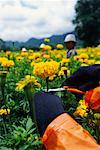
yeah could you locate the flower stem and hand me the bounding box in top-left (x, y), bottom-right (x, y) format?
top-left (24, 87), bottom-right (38, 131)
top-left (2, 116), bottom-right (7, 134)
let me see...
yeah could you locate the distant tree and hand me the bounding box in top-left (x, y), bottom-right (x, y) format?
top-left (0, 39), bottom-right (6, 50)
top-left (73, 0), bottom-right (100, 47)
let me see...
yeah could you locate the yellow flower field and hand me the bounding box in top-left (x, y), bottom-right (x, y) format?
top-left (0, 46), bottom-right (100, 148)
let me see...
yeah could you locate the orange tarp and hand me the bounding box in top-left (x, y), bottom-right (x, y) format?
top-left (85, 87), bottom-right (100, 110)
top-left (42, 113), bottom-right (100, 150)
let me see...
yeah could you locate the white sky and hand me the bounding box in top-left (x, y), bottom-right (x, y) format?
top-left (0, 0), bottom-right (77, 41)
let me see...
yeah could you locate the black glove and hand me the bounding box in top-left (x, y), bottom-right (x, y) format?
top-left (62, 64), bottom-right (100, 91)
top-left (34, 92), bottom-right (65, 136)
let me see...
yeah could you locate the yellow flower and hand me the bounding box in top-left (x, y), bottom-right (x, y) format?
top-left (31, 61), bottom-right (36, 67)
top-left (79, 53), bottom-right (89, 59)
top-left (95, 61), bottom-right (100, 64)
top-left (90, 54), bottom-right (94, 57)
top-left (49, 75), bottom-right (56, 80)
top-left (28, 55), bottom-right (35, 61)
top-left (74, 56), bottom-right (80, 61)
top-left (58, 67), bottom-right (70, 77)
top-left (44, 38), bottom-right (50, 43)
top-left (87, 59), bottom-right (95, 65)
top-left (16, 75), bottom-right (41, 90)
top-left (1, 60), bottom-right (14, 68)
top-left (56, 54), bottom-right (62, 59)
top-left (56, 44), bottom-right (64, 49)
top-left (78, 58), bottom-right (84, 63)
top-left (81, 63), bottom-right (88, 66)
top-left (33, 61), bottom-right (59, 79)
top-left (0, 57), bottom-right (8, 64)
top-left (0, 109), bottom-right (10, 115)
top-left (28, 49), bottom-right (33, 53)
top-left (67, 70), bottom-right (70, 76)
top-left (5, 51), bottom-right (12, 58)
top-left (42, 45), bottom-right (52, 51)
top-left (21, 52), bottom-right (28, 57)
top-left (96, 52), bottom-right (100, 57)
top-left (61, 58), bottom-right (70, 66)
top-left (79, 99), bottom-right (84, 105)
top-left (83, 59), bottom-right (88, 63)
top-left (58, 70), bottom-right (65, 76)
top-left (74, 100), bottom-right (88, 117)
top-left (74, 109), bottom-right (88, 117)
top-left (33, 53), bottom-right (41, 60)
top-left (34, 58), bottom-right (42, 63)
top-left (43, 54), bottom-right (50, 60)
top-left (61, 67), bottom-right (68, 70)
top-left (94, 113), bottom-right (100, 119)
top-left (16, 56), bottom-right (23, 61)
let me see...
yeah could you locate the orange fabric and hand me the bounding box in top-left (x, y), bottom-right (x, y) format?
top-left (63, 86), bottom-right (85, 94)
top-left (85, 87), bottom-right (100, 110)
top-left (67, 88), bottom-right (85, 94)
top-left (42, 113), bottom-right (100, 150)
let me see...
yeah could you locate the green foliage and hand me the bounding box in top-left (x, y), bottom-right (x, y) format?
top-left (61, 91), bottom-right (78, 115)
top-left (0, 118), bottom-right (42, 150)
top-left (74, 109), bottom-right (100, 143)
top-left (74, 0), bottom-right (100, 47)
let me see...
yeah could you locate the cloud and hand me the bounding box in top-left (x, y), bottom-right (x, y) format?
top-left (0, 0), bottom-right (77, 41)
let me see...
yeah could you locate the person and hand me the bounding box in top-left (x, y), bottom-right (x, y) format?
top-left (64, 33), bottom-right (77, 58)
top-left (34, 92), bottom-right (100, 150)
top-left (30, 65), bottom-right (100, 150)
top-left (21, 47), bottom-right (27, 52)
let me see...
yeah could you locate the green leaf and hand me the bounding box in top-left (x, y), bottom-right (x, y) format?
top-left (26, 118), bottom-right (33, 132)
top-left (27, 128), bottom-right (36, 135)
top-left (19, 145), bottom-right (29, 150)
top-left (12, 125), bottom-right (18, 130)
top-left (0, 147), bottom-right (12, 150)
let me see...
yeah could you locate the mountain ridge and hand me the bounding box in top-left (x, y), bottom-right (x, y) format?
top-left (0, 32), bottom-right (78, 50)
